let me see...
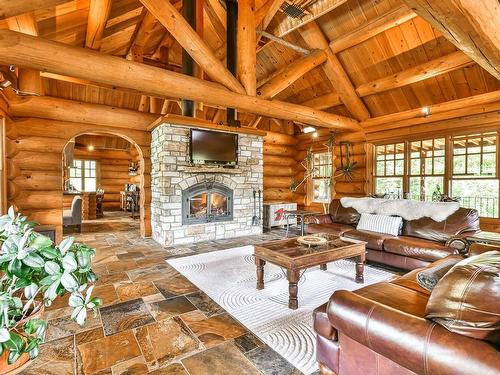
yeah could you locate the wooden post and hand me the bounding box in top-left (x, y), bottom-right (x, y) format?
top-left (237, 0), bottom-right (256, 96)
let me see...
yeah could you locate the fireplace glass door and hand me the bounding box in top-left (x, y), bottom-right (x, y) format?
top-left (182, 182), bottom-right (233, 224)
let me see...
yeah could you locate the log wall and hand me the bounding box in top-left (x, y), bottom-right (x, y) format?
top-left (5, 117), bottom-right (152, 240)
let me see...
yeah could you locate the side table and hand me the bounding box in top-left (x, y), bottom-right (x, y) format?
top-left (284, 210), bottom-right (321, 236)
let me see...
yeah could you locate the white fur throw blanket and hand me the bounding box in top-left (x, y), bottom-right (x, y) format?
top-left (340, 197), bottom-right (460, 222)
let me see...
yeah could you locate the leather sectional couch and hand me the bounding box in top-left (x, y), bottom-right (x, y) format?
top-left (313, 243), bottom-right (500, 375)
top-left (306, 199), bottom-right (480, 270)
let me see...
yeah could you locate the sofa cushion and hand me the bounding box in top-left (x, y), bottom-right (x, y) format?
top-left (328, 199), bottom-right (360, 226)
top-left (343, 229), bottom-right (395, 251)
top-left (403, 207), bottom-right (480, 243)
top-left (356, 213), bottom-right (402, 236)
top-left (383, 236), bottom-right (458, 262)
top-left (306, 223), bottom-right (354, 236)
top-left (415, 256), bottom-right (462, 292)
top-left (425, 251), bottom-right (500, 343)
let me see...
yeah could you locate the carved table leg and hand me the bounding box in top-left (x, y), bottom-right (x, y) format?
top-left (320, 264), bottom-right (327, 271)
top-left (255, 258), bottom-right (265, 290)
top-left (355, 253), bottom-right (365, 283)
top-left (287, 269), bottom-right (299, 309)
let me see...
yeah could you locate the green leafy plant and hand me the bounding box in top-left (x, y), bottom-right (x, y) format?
top-left (0, 207), bottom-right (101, 365)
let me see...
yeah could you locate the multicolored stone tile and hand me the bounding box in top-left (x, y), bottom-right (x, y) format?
top-left (153, 274), bottom-right (199, 299)
top-left (111, 356), bottom-right (148, 375)
top-left (186, 313), bottom-right (248, 348)
top-left (148, 363), bottom-right (189, 375)
top-left (147, 296), bottom-right (197, 321)
top-left (100, 298), bottom-right (155, 336)
top-left (181, 341), bottom-right (261, 375)
top-left (19, 336), bottom-right (74, 375)
top-left (75, 326), bottom-right (105, 345)
top-left (77, 330), bottom-right (141, 374)
top-left (45, 310), bottom-right (101, 342)
top-left (185, 291), bottom-right (224, 317)
top-left (245, 345), bottom-right (302, 375)
top-left (115, 281), bottom-right (159, 302)
top-left (93, 283), bottom-right (120, 307)
top-left (95, 271), bottom-right (130, 286)
top-left (134, 317), bottom-right (201, 369)
top-left (234, 332), bottom-right (265, 353)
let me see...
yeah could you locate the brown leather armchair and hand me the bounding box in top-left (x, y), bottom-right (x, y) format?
top-left (313, 243), bottom-right (500, 375)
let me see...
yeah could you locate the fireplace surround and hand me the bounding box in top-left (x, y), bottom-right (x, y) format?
top-left (182, 181), bottom-right (233, 225)
top-left (151, 122), bottom-right (263, 246)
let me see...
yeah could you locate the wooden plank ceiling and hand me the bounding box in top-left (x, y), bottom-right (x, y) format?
top-left (0, 0), bottom-right (498, 123)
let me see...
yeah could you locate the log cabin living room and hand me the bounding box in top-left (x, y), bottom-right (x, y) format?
top-left (0, 0), bottom-right (498, 374)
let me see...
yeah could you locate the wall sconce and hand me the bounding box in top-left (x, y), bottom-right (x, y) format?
top-left (88, 145), bottom-right (94, 151)
top-left (128, 161), bottom-right (139, 176)
top-left (303, 126), bottom-right (316, 133)
top-left (421, 106), bottom-right (430, 118)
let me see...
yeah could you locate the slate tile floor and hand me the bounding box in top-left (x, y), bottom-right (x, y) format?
top-left (20, 212), bottom-right (311, 375)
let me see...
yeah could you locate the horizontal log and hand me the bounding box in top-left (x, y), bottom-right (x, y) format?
top-left (11, 170), bottom-right (62, 191)
top-left (264, 165), bottom-right (296, 177)
top-left (334, 181), bottom-right (366, 195)
top-left (263, 176), bottom-right (294, 189)
top-left (263, 131), bottom-right (298, 146)
top-left (0, 30), bottom-right (360, 131)
top-left (263, 144), bottom-right (295, 157)
top-left (100, 164), bottom-right (131, 172)
top-left (9, 96), bottom-right (157, 130)
top-left (264, 155), bottom-right (297, 166)
top-left (334, 143), bottom-right (366, 156)
top-left (100, 171), bottom-right (131, 179)
top-left (21, 209), bottom-right (62, 227)
top-left (6, 136), bottom-right (68, 157)
top-left (74, 149), bottom-right (133, 160)
top-left (7, 118), bottom-right (151, 147)
top-left (12, 190), bottom-right (62, 210)
top-left (11, 151), bottom-right (61, 171)
top-left (263, 188), bottom-right (295, 201)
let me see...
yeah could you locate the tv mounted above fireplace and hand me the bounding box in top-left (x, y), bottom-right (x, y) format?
top-left (190, 129), bottom-right (238, 166)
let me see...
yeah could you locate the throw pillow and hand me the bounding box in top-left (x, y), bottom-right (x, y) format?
top-left (356, 213), bottom-right (402, 236)
top-left (425, 251), bottom-right (500, 343)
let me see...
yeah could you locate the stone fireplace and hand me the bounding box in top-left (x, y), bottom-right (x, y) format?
top-left (182, 181), bottom-right (233, 225)
top-left (150, 121), bottom-right (263, 246)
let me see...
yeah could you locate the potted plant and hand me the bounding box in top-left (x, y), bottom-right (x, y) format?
top-left (0, 207), bottom-right (101, 374)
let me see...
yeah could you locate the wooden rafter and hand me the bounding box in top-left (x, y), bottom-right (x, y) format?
top-left (271, 0), bottom-right (347, 37)
top-left (0, 0), bottom-right (68, 19)
top-left (329, 5), bottom-right (417, 53)
top-left (298, 22), bottom-right (370, 120)
top-left (300, 92), bottom-right (342, 110)
top-left (125, 11), bottom-right (164, 60)
top-left (361, 90), bottom-right (500, 128)
top-left (85, 0), bottom-right (112, 50)
top-left (0, 30), bottom-right (360, 130)
top-left (139, 0), bottom-right (246, 94)
top-left (401, 0), bottom-right (500, 79)
top-left (356, 51), bottom-right (474, 97)
top-left (255, 0), bottom-right (285, 30)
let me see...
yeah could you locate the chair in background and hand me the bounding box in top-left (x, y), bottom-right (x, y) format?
top-left (63, 195), bottom-right (82, 232)
top-left (96, 188), bottom-right (104, 218)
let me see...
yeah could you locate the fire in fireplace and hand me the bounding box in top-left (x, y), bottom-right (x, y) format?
top-left (182, 182), bottom-right (233, 224)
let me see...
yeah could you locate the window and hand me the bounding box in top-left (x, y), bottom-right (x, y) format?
top-left (450, 133), bottom-right (498, 218)
top-left (374, 143), bottom-right (405, 198)
top-left (409, 138), bottom-right (445, 201)
top-left (372, 131), bottom-right (500, 218)
top-left (311, 151), bottom-right (332, 203)
top-left (69, 160), bottom-right (97, 192)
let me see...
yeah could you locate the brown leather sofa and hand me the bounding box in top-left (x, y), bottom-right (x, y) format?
top-left (306, 199), bottom-right (480, 270)
top-left (314, 243), bottom-right (500, 375)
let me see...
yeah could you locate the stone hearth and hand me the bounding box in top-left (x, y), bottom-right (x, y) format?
top-left (151, 123), bottom-right (263, 246)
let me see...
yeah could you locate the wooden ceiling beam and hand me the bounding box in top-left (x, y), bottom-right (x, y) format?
top-left (356, 51), bottom-right (474, 97)
top-left (9, 96), bottom-right (157, 130)
top-left (257, 30), bottom-right (310, 55)
top-left (0, 30), bottom-right (359, 130)
top-left (139, 0), bottom-right (246, 94)
top-left (361, 90), bottom-right (500, 128)
top-left (255, 0), bottom-right (285, 30)
top-left (300, 92), bottom-right (342, 110)
top-left (125, 11), bottom-right (163, 60)
top-left (257, 49), bottom-right (326, 99)
top-left (204, 0), bottom-right (226, 41)
top-left (400, 0), bottom-right (500, 80)
top-left (298, 22), bottom-right (370, 120)
top-left (329, 5), bottom-right (417, 53)
top-left (85, 0), bottom-right (112, 50)
top-left (271, 0), bottom-right (348, 37)
top-left (0, 0), bottom-right (68, 20)
top-left (237, 0), bottom-right (257, 96)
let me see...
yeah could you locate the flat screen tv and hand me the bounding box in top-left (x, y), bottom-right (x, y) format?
top-left (190, 129), bottom-right (238, 166)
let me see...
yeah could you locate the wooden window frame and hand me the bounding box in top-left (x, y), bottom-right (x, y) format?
top-left (308, 150), bottom-right (333, 204)
top-left (69, 159), bottom-right (98, 192)
top-left (372, 130), bottom-right (500, 218)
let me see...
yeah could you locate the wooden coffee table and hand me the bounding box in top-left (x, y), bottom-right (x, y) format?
top-left (254, 233), bottom-right (366, 310)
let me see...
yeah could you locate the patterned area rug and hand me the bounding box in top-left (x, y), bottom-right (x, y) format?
top-left (168, 246), bottom-right (394, 374)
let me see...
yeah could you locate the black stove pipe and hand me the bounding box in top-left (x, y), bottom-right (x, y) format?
top-left (181, 0), bottom-right (195, 117)
top-left (226, 0), bottom-right (239, 126)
